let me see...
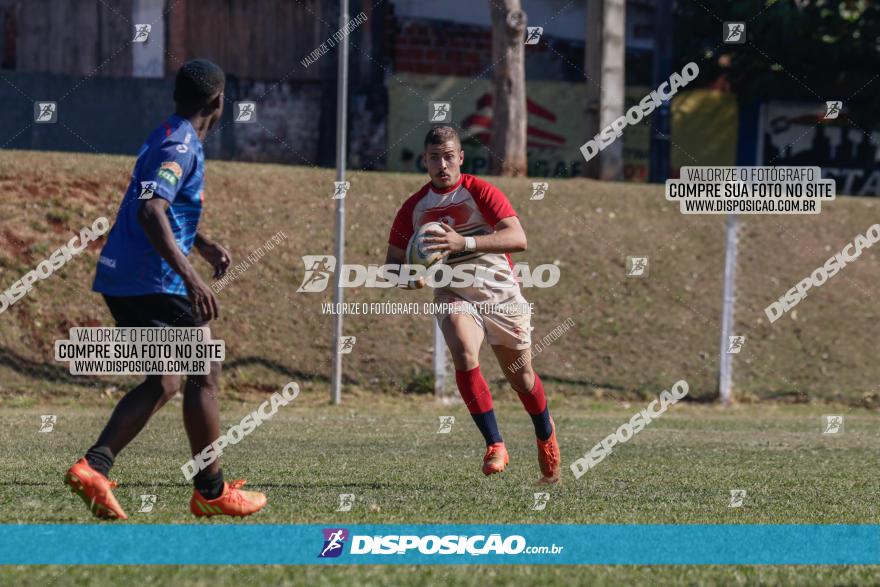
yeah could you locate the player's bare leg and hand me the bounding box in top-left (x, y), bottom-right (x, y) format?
top-left (65, 372), bottom-right (181, 520)
top-left (184, 338), bottom-right (266, 516)
top-left (439, 309), bottom-right (509, 475)
top-left (492, 344), bottom-right (560, 483)
top-left (183, 342), bottom-right (224, 495)
top-left (93, 374), bottom-right (182, 456)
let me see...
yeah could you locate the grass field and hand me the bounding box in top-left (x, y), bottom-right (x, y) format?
top-left (1, 151), bottom-right (879, 583)
top-left (0, 395), bottom-right (877, 584)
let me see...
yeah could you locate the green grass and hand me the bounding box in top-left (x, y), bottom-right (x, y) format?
top-left (0, 396), bottom-right (877, 584)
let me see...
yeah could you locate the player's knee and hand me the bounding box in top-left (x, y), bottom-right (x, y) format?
top-left (151, 375), bottom-right (181, 401)
top-left (511, 370), bottom-right (535, 394)
top-left (185, 373), bottom-right (219, 397)
top-left (452, 350), bottom-right (479, 371)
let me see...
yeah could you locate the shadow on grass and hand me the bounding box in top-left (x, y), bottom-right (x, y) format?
top-left (0, 346), bottom-right (653, 399)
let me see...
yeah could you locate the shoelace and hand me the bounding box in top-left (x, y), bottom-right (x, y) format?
top-left (224, 479), bottom-right (249, 505)
top-left (538, 442), bottom-right (559, 470)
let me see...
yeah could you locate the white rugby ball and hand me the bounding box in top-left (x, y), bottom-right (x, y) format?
top-left (406, 221), bottom-right (448, 267)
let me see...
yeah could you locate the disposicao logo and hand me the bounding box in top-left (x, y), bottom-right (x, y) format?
top-left (319, 528), bottom-right (349, 558)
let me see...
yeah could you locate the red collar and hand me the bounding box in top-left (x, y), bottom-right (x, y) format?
top-left (429, 174), bottom-right (465, 194)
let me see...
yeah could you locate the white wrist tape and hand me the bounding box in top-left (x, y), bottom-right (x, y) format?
top-left (464, 236), bottom-right (476, 251)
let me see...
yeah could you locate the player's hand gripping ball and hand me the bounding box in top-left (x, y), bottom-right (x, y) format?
top-left (406, 221), bottom-right (449, 268)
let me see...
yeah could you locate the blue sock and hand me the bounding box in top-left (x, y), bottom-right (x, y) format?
top-left (471, 409), bottom-right (503, 445)
top-left (530, 408), bottom-right (553, 441)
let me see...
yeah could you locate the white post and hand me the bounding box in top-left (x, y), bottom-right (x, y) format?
top-left (330, 0), bottom-right (349, 405)
top-left (433, 321), bottom-right (447, 397)
top-left (718, 214), bottom-right (738, 405)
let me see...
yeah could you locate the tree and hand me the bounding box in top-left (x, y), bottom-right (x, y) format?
top-left (584, 0), bottom-right (626, 181)
top-left (674, 0), bottom-right (880, 129)
top-left (488, 0), bottom-right (527, 176)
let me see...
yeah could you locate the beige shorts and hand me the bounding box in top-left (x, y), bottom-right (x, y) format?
top-left (434, 291), bottom-right (532, 350)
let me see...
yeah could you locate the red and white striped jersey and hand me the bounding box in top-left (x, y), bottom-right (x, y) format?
top-left (388, 174), bottom-right (521, 303)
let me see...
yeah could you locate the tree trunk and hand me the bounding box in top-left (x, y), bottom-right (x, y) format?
top-left (488, 0), bottom-right (527, 176)
top-left (584, 0), bottom-right (603, 179)
top-left (584, 0), bottom-right (626, 181)
top-left (600, 0), bottom-right (626, 181)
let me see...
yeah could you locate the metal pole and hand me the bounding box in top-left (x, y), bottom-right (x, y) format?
top-left (718, 214), bottom-right (738, 405)
top-left (331, 0), bottom-right (349, 405)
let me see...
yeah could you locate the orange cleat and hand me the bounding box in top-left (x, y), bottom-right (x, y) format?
top-left (64, 458), bottom-right (129, 520)
top-left (190, 479), bottom-right (267, 517)
top-left (482, 442), bottom-right (509, 476)
top-left (536, 417), bottom-right (561, 484)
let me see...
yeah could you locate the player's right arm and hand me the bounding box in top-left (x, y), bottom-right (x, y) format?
top-left (137, 139), bottom-right (219, 320)
top-left (384, 244), bottom-right (424, 289)
top-left (384, 244), bottom-right (405, 266)
top-left (386, 194), bottom-right (426, 290)
top-left (138, 199), bottom-right (219, 319)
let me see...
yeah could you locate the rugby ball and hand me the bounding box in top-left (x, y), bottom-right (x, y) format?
top-left (406, 221), bottom-right (448, 267)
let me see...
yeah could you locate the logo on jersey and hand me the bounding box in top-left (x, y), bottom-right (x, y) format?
top-left (160, 161), bottom-right (183, 178)
top-left (157, 161), bottom-right (183, 186)
top-left (297, 255), bottom-right (337, 292)
top-left (319, 528), bottom-right (349, 558)
top-left (139, 181), bottom-right (158, 199)
top-left (176, 144), bottom-right (188, 153)
top-left (418, 202), bottom-right (471, 227)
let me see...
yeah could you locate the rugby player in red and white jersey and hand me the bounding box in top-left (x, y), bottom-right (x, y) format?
top-left (384, 125), bottom-right (560, 483)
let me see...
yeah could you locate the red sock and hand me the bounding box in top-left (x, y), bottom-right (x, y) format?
top-left (455, 366), bottom-right (494, 414)
top-left (516, 373), bottom-right (547, 415)
top-left (518, 373), bottom-right (552, 440)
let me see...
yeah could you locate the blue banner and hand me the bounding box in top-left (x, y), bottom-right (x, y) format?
top-left (0, 524), bottom-right (877, 565)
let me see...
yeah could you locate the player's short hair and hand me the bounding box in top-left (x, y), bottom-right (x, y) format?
top-left (424, 125), bottom-right (461, 150)
top-left (173, 59), bottom-right (226, 110)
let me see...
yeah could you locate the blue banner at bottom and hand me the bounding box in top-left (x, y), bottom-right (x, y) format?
top-left (0, 524), bottom-right (877, 565)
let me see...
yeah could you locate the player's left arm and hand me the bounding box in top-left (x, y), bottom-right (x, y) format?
top-left (423, 217), bottom-right (526, 254)
top-left (194, 233), bottom-right (232, 279)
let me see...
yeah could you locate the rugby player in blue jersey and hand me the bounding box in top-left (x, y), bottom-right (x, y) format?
top-left (64, 60), bottom-right (266, 519)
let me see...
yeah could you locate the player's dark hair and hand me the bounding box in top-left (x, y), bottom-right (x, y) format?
top-left (424, 125), bottom-right (461, 150)
top-left (173, 59), bottom-right (225, 111)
